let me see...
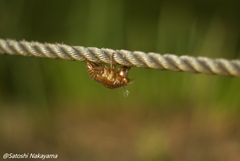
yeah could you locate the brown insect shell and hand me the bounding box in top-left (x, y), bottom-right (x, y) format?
top-left (85, 59), bottom-right (131, 89)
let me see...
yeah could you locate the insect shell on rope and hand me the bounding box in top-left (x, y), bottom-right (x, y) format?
top-left (84, 53), bottom-right (132, 96)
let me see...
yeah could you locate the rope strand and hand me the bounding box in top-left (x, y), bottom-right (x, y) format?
top-left (0, 38), bottom-right (240, 77)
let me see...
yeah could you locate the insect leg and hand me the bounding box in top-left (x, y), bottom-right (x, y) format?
top-left (110, 53), bottom-right (115, 70)
top-left (123, 66), bottom-right (131, 76)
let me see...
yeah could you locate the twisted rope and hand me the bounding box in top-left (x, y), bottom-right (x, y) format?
top-left (0, 38), bottom-right (240, 77)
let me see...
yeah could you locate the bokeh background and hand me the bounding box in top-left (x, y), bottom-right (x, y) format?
top-left (1, 0), bottom-right (240, 160)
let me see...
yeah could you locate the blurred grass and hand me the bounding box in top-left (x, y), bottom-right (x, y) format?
top-left (1, 0), bottom-right (240, 110)
top-left (0, 0), bottom-right (240, 160)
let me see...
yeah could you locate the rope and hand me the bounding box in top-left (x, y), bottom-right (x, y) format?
top-left (0, 38), bottom-right (240, 77)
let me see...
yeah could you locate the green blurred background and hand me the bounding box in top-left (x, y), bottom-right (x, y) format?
top-left (0, 0), bottom-right (240, 160)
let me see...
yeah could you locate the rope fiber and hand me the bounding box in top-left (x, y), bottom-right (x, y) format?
top-left (0, 38), bottom-right (240, 77)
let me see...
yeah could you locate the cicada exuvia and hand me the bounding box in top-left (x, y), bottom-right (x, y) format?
top-left (85, 53), bottom-right (131, 90)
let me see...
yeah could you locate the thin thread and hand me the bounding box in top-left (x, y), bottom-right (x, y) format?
top-left (0, 38), bottom-right (240, 77)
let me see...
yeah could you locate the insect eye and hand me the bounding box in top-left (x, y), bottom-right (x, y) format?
top-left (119, 70), bottom-right (124, 76)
